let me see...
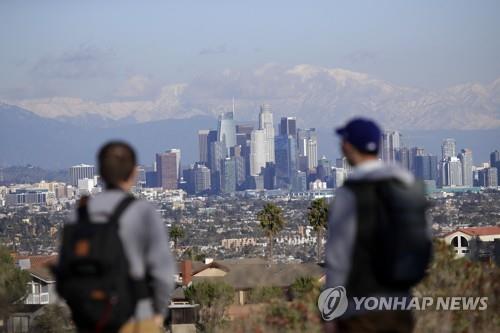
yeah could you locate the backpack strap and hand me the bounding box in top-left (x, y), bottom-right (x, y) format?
top-left (108, 195), bottom-right (136, 227)
top-left (77, 195), bottom-right (90, 224)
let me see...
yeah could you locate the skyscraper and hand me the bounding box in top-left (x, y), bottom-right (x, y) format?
top-left (194, 164), bottom-right (211, 194)
top-left (381, 131), bottom-right (401, 163)
top-left (275, 135), bottom-right (297, 187)
top-left (156, 149), bottom-right (180, 190)
top-left (209, 141), bottom-right (226, 173)
top-left (198, 129), bottom-right (210, 164)
top-left (297, 128), bottom-right (318, 171)
top-left (250, 129), bottom-right (266, 176)
top-left (396, 147), bottom-right (410, 170)
top-left (221, 158), bottom-right (237, 194)
top-left (258, 104), bottom-right (275, 163)
top-left (458, 149), bottom-right (473, 187)
top-left (414, 155), bottom-right (438, 181)
top-left (441, 157), bottom-right (463, 187)
top-left (478, 167), bottom-right (498, 187)
top-left (441, 138), bottom-right (456, 161)
top-left (69, 164), bottom-right (96, 186)
top-left (317, 156), bottom-right (332, 182)
top-left (410, 147), bottom-right (425, 174)
top-left (279, 117), bottom-right (297, 138)
top-left (217, 107), bottom-right (236, 151)
top-left (263, 162), bottom-right (276, 190)
top-left (490, 150), bottom-right (500, 184)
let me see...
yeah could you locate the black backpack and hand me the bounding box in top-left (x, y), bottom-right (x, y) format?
top-left (56, 195), bottom-right (148, 332)
top-left (344, 178), bottom-right (432, 290)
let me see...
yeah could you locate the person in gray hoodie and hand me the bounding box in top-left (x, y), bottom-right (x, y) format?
top-left (64, 142), bottom-right (176, 332)
top-left (324, 118), bottom-right (415, 333)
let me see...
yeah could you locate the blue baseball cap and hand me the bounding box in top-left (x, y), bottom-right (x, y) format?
top-left (335, 118), bottom-right (381, 154)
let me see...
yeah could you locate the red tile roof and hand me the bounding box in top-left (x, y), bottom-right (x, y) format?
top-left (449, 226), bottom-right (500, 237)
top-left (15, 255), bottom-right (58, 269)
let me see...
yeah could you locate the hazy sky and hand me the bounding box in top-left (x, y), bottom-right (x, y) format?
top-left (1, 0), bottom-right (499, 101)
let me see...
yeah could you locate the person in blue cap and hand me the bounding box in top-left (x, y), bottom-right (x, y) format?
top-left (323, 118), bottom-right (429, 333)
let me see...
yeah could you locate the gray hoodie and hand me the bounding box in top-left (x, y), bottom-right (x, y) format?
top-left (64, 189), bottom-right (176, 319)
top-left (325, 160), bottom-right (415, 289)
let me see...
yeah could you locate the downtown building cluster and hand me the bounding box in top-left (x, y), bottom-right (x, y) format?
top-left (380, 132), bottom-right (499, 190)
top-left (138, 106), bottom-right (500, 196)
top-left (175, 104), bottom-right (327, 195)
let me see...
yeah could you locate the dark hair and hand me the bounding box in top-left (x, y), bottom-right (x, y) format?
top-left (98, 141), bottom-right (137, 188)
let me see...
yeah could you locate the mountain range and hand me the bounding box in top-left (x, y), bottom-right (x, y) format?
top-left (1, 64), bottom-right (499, 169)
top-left (4, 64), bottom-right (500, 130)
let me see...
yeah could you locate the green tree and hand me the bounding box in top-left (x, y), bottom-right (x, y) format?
top-left (257, 203), bottom-right (285, 263)
top-left (184, 280), bottom-right (234, 332)
top-left (169, 224), bottom-right (184, 251)
top-left (31, 304), bottom-right (74, 333)
top-left (307, 198), bottom-right (329, 262)
top-left (0, 246), bottom-right (30, 318)
top-left (183, 246), bottom-right (206, 262)
top-left (290, 276), bottom-right (317, 300)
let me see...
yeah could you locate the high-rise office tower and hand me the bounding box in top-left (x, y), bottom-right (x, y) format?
top-left (229, 146), bottom-right (246, 188)
top-left (221, 158), bottom-right (237, 194)
top-left (317, 156), bottom-right (332, 182)
top-left (441, 138), bottom-right (457, 161)
top-left (414, 155), bottom-right (438, 181)
top-left (69, 164), bottom-right (96, 186)
top-left (441, 157), bottom-right (463, 187)
top-left (198, 130), bottom-right (210, 164)
top-left (259, 104), bottom-right (275, 163)
top-left (209, 141), bottom-right (226, 173)
top-left (184, 163), bottom-right (211, 194)
top-left (410, 147), bottom-right (425, 174)
top-left (478, 167), bottom-right (498, 187)
top-left (275, 135), bottom-right (297, 187)
top-left (396, 147), bottom-right (410, 170)
top-left (250, 129), bottom-right (266, 176)
top-left (381, 131), bottom-right (401, 163)
top-left (279, 117), bottom-right (297, 138)
top-left (458, 149), bottom-right (473, 187)
top-left (297, 128), bottom-right (318, 171)
top-left (217, 106), bottom-right (236, 151)
top-left (205, 130), bottom-right (218, 167)
top-left (136, 166), bottom-right (146, 189)
top-left (490, 150), bottom-right (500, 184)
top-left (263, 162), bottom-right (276, 190)
top-left (490, 150), bottom-right (500, 167)
top-left (194, 164), bottom-right (211, 194)
top-left (236, 124), bottom-right (254, 139)
top-left (156, 149), bottom-right (181, 190)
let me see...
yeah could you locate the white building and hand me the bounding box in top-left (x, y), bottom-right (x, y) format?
top-left (443, 226), bottom-right (500, 258)
top-left (442, 157), bottom-right (463, 187)
top-left (69, 164), bottom-right (95, 186)
top-left (259, 104), bottom-right (275, 163)
top-left (250, 129), bottom-right (266, 176)
top-left (458, 148), bottom-right (473, 187)
top-left (381, 131), bottom-right (401, 163)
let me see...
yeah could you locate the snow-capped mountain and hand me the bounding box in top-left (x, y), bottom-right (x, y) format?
top-left (4, 64), bottom-right (500, 130)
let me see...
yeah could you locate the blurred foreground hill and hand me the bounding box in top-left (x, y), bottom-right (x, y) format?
top-left (225, 241), bottom-right (500, 333)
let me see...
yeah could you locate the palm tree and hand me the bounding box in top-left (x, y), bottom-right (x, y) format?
top-left (307, 198), bottom-right (329, 262)
top-left (169, 224), bottom-right (184, 251)
top-left (257, 203), bottom-right (285, 263)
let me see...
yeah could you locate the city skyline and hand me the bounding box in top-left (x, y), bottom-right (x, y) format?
top-left (58, 106), bottom-right (498, 195)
